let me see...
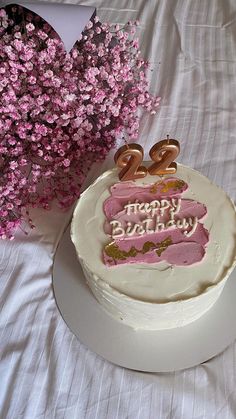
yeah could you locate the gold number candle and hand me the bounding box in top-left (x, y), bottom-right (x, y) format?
top-left (114, 143), bottom-right (147, 181)
top-left (148, 136), bottom-right (180, 176)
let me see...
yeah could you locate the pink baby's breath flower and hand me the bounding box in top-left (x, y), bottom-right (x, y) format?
top-left (28, 76), bottom-right (36, 84)
top-left (20, 47), bottom-right (34, 61)
top-left (13, 39), bottom-right (23, 51)
top-left (10, 74), bottom-right (18, 82)
top-left (14, 31), bottom-right (22, 39)
top-left (65, 93), bottom-right (76, 101)
top-left (26, 23), bottom-right (35, 32)
top-left (19, 158), bottom-right (27, 165)
top-left (44, 114), bottom-right (58, 123)
top-left (35, 123), bottom-right (48, 136)
top-left (86, 21), bottom-right (93, 30)
top-left (63, 159), bottom-right (71, 167)
top-left (44, 69), bottom-right (53, 78)
top-left (37, 30), bottom-right (48, 40)
top-left (0, 9), bottom-right (7, 17)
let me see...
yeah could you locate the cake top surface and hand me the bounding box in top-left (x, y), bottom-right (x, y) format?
top-left (71, 164), bottom-right (236, 303)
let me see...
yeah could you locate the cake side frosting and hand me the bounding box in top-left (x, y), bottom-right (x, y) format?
top-left (71, 164), bottom-right (236, 329)
top-left (80, 258), bottom-right (228, 329)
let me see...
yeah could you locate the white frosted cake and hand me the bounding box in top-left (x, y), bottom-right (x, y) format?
top-left (71, 164), bottom-right (236, 330)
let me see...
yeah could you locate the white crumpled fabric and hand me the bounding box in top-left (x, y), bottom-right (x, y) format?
top-left (1, 0), bottom-right (236, 418)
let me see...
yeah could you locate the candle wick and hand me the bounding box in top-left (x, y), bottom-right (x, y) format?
top-left (124, 139), bottom-right (129, 149)
top-left (167, 134), bottom-right (170, 144)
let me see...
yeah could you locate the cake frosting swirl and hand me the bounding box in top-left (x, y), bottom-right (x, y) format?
top-left (71, 164), bottom-right (236, 330)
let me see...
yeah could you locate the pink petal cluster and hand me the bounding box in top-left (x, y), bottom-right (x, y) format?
top-left (0, 6), bottom-right (161, 239)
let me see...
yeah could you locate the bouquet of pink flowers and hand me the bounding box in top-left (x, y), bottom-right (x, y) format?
top-left (0, 5), bottom-right (160, 239)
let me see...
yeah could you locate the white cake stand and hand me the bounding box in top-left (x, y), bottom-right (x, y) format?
top-left (52, 225), bottom-right (236, 372)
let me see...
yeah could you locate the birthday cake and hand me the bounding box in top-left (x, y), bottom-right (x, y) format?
top-left (71, 164), bottom-right (236, 330)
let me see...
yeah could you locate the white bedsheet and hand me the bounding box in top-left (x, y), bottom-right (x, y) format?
top-left (1, 0), bottom-right (236, 418)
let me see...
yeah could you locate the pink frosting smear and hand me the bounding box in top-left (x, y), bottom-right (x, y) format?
top-left (102, 178), bottom-right (209, 267)
top-left (104, 178), bottom-right (188, 219)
